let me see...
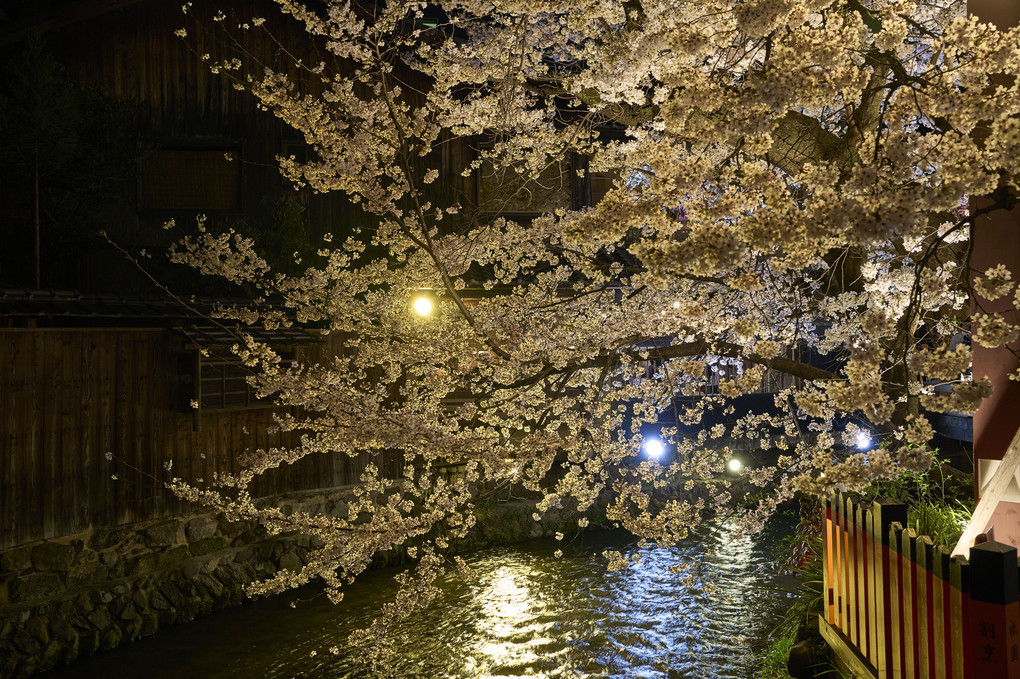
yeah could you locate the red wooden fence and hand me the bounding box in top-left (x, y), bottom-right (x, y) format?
top-left (822, 495), bottom-right (1020, 679)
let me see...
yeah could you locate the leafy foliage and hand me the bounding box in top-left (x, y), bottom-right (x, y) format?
top-left (758, 501), bottom-right (825, 678)
top-left (864, 455), bottom-right (973, 547)
top-left (758, 623), bottom-right (798, 679)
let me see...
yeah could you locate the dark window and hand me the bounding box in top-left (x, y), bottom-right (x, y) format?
top-left (476, 158), bottom-right (572, 215)
top-left (590, 171), bottom-right (619, 205)
top-left (195, 349), bottom-right (294, 412)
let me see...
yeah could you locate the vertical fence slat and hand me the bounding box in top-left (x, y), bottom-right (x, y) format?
top-left (933, 546), bottom-right (951, 679)
top-left (852, 501), bottom-right (860, 652)
top-left (81, 333), bottom-right (99, 533)
top-left (825, 497), bottom-right (834, 625)
top-left (864, 505), bottom-right (875, 667)
top-left (847, 495), bottom-right (859, 645)
top-left (916, 536), bottom-right (933, 679)
top-left (98, 332), bottom-right (116, 528)
top-left (839, 493), bottom-right (850, 633)
top-left (951, 555), bottom-right (972, 679)
top-left (28, 334), bottom-right (44, 544)
top-left (968, 541), bottom-right (1020, 678)
top-left (858, 504), bottom-right (871, 661)
top-left (874, 499), bottom-right (907, 678)
top-left (42, 335), bottom-right (62, 539)
top-left (114, 333), bottom-right (134, 525)
top-left (1, 334), bottom-right (17, 549)
top-left (836, 495), bottom-right (844, 628)
top-left (902, 529), bottom-right (918, 678)
top-left (64, 334), bottom-right (84, 535)
top-left (890, 522), bottom-right (905, 679)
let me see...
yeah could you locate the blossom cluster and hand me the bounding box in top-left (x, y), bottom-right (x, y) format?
top-left (164, 0), bottom-right (1020, 662)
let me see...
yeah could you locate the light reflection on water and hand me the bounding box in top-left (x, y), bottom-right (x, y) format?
top-left (42, 517), bottom-right (795, 679)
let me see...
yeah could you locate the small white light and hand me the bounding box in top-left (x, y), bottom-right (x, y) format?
top-left (644, 439), bottom-right (665, 459)
top-left (728, 458), bottom-right (742, 473)
top-left (413, 297), bottom-right (433, 316)
top-left (855, 430), bottom-right (872, 451)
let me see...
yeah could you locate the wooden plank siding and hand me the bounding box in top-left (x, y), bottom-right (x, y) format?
top-left (45, 0), bottom-right (475, 265)
top-left (0, 0), bottom-right (588, 551)
top-left (0, 329), bottom-right (372, 550)
top-left (822, 495), bottom-right (1020, 679)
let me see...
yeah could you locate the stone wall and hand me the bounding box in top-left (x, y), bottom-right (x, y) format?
top-left (0, 489), bottom-right (588, 679)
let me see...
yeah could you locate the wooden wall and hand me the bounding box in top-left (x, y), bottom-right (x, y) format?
top-left (54, 0), bottom-right (469, 223)
top-left (24, 0), bottom-right (479, 292)
top-left (0, 328), bottom-right (376, 550)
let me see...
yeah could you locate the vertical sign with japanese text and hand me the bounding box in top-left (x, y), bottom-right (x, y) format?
top-left (970, 542), bottom-right (1020, 679)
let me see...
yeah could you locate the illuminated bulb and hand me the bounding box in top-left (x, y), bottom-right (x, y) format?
top-left (644, 438), bottom-right (665, 459)
top-left (413, 297), bottom-right (433, 316)
top-left (728, 458), bottom-right (742, 473)
top-left (855, 430), bottom-right (872, 451)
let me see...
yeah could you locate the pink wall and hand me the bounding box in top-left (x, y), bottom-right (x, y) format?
top-left (970, 0), bottom-right (1020, 547)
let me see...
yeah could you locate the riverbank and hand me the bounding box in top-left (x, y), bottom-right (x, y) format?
top-left (34, 521), bottom-right (796, 679)
top-left (0, 487), bottom-right (595, 679)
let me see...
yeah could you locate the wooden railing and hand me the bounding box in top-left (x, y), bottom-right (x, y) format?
top-left (821, 495), bottom-right (1020, 678)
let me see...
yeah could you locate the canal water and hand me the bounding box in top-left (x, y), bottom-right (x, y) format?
top-left (42, 515), bottom-right (797, 679)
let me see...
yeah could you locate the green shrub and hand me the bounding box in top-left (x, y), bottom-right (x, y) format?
top-left (863, 455), bottom-right (973, 547)
top-left (759, 622), bottom-right (797, 679)
top-left (907, 501), bottom-right (970, 548)
top-left (863, 456), bottom-right (972, 508)
top-left (759, 501), bottom-right (825, 677)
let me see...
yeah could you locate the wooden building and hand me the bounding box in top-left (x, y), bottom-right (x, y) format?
top-left (0, 289), bottom-right (409, 550)
top-left (0, 0), bottom-right (379, 291)
top-left (0, 0), bottom-right (604, 552)
top-left (0, 0), bottom-right (599, 293)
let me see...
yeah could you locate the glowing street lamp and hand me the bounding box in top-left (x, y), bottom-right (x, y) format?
top-left (644, 438), bottom-right (665, 460)
top-left (413, 296), bottom-right (433, 316)
top-left (411, 289), bottom-right (438, 316)
top-left (727, 458), bottom-right (742, 473)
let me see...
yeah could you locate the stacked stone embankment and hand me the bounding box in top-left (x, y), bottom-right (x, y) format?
top-left (0, 489), bottom-right (585, 679)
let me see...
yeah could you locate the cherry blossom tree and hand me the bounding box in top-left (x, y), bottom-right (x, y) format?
top-left (168, 0), bottom-right (1020, 657)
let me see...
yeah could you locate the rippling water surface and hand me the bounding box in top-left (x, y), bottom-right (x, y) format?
top-left (44, 517), bottom-right (796, 679)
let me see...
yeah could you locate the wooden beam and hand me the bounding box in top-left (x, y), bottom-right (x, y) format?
top-left (872, 499), bottom-right (908, 678)
top-left (952, 425), bottom-right (1020, 557)
top-left (819, 614), bottom-right (879, 679)
top-left (949, 555), bottom-right (970, 679)
top-left (902, 530), bottom-right (919, 678)
top-left (933, 546), bottom-right (951, 679)
top-left (848, 496), bottom-right (860, 645)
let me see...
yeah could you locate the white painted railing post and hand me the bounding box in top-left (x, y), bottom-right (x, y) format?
top-left (952, 426), bottom-right (1020, 558)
